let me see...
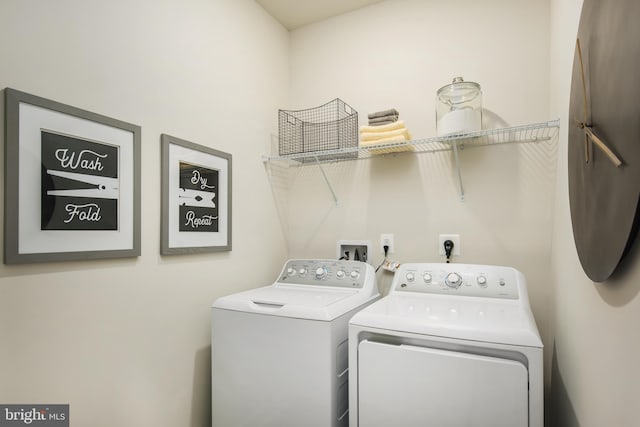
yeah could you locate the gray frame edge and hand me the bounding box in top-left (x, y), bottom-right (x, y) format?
top-left (160, 135), bottom-right (171, 254)
top-left (3, 87), bottom-right (141, 264)
top-left (4, 89), bottom-right (21, 264)
top-left (160, 133), bottom-right (232, 255)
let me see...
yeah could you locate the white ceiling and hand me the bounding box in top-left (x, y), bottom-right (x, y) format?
top-left (255, 0), bottom-right (385, 30)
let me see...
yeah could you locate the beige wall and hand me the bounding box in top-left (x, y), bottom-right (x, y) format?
top-left (4, 0), bottom-right (639, 426)
top-left (549, 0), bottom-right (640, 425)
top-left (279, 0), bottom-right (556, 385)
top-left (0, 1), bottom-right (289, 426)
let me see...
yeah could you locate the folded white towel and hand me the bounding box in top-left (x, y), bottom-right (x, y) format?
top-left (359, 135), bottom-right (408, 146)
top-left (359, 136), bottom-right (414, 154)
top-left (359, 120), bottom-right (406, 133)
top-left (360, 127), bottom-right (411, 142)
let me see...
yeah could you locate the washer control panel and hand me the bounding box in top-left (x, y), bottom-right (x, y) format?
top-left (393, 263), bottom-right (520, 299)
top-left (278, 259), bottom-right (368, 288)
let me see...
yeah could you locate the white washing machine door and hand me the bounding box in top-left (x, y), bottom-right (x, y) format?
top-left (357, 340), bottom-right (528, 427)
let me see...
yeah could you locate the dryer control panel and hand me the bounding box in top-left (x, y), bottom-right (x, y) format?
top-left (277, 259), bottom-right (371, 289)
top-left (392, 263), bottom-right (520, 299)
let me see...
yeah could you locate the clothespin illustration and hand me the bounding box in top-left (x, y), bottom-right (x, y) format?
top-left (179, 187), bottom-right (216, 208)
top-left (46, 170), bottom-right (118, 199)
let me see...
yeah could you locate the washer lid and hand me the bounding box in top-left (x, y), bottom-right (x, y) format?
top-left (213, 284), bottom-right (375, 321)
top-left (350, 294), bottom-right (542, 348)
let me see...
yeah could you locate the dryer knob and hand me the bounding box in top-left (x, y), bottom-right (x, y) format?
top-left (445, 272), bottom-right (463, 288)
top-left (406, 272), bottom-right (415, 282)
top-left (315, 267), bottom-right (328, 279)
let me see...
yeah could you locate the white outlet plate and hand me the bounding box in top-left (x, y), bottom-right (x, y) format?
top-left (438, 234), bottom-right (460, 256)
top-left (380, 233), bottom-right (394, 254)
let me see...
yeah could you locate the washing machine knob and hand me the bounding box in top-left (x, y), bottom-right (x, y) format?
top-left (350, 270), bottom-right (360, 279)
top-left (298, 268), bottom-right (308, 277)
top-left (423, 273), bottom-right (433, 283)
top-left (336, 270), bottom-right (346, 279)
top-left (286, 267), bottom-right (296, 276)
top-left (315, 267), bottom-right (328, 279)
top-left (445, 272), bottom-right (462, 288)
top-left (406, 272), bottom-right (415, 282)
top-left (477, 276), bottom-right (488, 287)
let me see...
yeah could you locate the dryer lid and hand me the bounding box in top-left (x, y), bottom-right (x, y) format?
top-left (349, 294), bottom-right (543, 348)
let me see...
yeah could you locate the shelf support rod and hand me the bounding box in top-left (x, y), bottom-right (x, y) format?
top-left (314, 156), bottom-right (338, 205)
top-left (452, 141), bottom-right (465, 201)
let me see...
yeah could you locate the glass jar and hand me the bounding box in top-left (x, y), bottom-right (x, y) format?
top-left (436, 77), bottom-right (482, 136)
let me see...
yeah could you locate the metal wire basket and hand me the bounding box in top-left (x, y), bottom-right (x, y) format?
top-left (278, 98), bottom-right (358, 161)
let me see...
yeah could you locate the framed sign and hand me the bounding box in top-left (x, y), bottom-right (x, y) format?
top-left (4, 88), bottom-right (141, 264)
top-left (160, 134), bottom-right (232, 254)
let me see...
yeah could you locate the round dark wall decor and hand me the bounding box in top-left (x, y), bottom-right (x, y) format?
top-left (568, 0), bottom-right (640, 282)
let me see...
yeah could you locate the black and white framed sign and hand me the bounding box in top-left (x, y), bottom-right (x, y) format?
top-left (4, 88), bottom-right (141, 263)
top-left (161, 134), bottom-right (232, 254)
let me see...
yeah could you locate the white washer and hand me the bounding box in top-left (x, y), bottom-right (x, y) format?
top-left (349, 263), bottom-right (543, 427)
top-left (212, 259), bottom-right (379, 427)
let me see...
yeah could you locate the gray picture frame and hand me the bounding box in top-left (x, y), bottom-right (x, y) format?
top-left (4, 88), bottom-right (141, 264)
top-left (161, 134), bottom-right (232, 255)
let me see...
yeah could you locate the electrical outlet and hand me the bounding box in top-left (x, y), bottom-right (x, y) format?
top-left (438, 234), bottom-right (460, 256)
top-left (380, 234), bottom-right (394, 254)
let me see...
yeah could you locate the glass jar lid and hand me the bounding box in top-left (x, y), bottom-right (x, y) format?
top-left (437, 77), bottom-right (481, 106)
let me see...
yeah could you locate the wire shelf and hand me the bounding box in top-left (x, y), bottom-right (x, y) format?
top-left (264, 119), bottom-right (560, 165)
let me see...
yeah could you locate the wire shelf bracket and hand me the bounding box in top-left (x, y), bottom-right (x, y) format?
top-left (313, 155), bottom-right (339, 205)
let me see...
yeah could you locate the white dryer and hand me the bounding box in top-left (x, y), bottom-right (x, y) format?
top-left (349, 263), bottom-right (543, 427)
top-left (212, 259), bottom-right (379, 427)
